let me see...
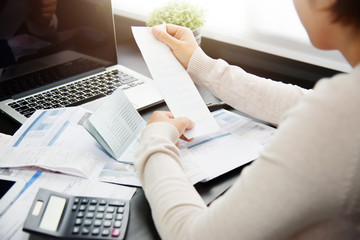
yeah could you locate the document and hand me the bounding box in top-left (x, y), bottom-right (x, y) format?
top-left (0, 147), bottom-right (97, 178)
top-left (179, 109), bottom-right (276, 183)
top-left (0, 103), bottom-right (274, 188)
top-left (0, 107), bottom-right (102, 178)
top-left (83, 88), bottom-right (146, 163)
top-left (0, 89), bottom-right (146, 179)
top-left (0, 107), bottom-right (126, 178)
top-left (132, 26), bottom-right (220, 138)
top-left (98, 162), bottom-right (141, 187)
top-left (98, 108), bottom-right (276, 185)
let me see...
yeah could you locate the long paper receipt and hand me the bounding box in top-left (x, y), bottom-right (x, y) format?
top-left (132, 26), bottom-right (219, 138)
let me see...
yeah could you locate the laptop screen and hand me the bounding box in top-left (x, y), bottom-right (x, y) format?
top-left (0, 0), bottom-right (117, 100)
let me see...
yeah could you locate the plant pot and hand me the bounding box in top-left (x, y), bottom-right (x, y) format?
top-left (193, 29), bottom-right (202, 46)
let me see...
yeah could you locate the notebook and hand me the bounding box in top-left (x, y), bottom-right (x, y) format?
top-left (0, 0), bottom-right (163, 124)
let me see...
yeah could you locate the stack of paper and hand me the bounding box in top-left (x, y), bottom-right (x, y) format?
top-left (0, 90), bottom-right (145, 182)
top-left (0, 98), bottom-right (275, 187)
top-left (0, 107), bottom-right (101, 178)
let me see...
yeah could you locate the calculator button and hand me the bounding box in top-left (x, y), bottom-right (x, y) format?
top-left (74, 198), bottom-right (80, 204)
top-left (84, 219), bottom-right (92, 226)
top-left (72, 205), bottom-right (77, 211)
top-left (102, 229), bottom-right (110, 236)
top-left (105, 213), bottom-right (113, 220)
top-left (111, 228), bottom-right (121, 237)
top-left (103, 220), bottom-right (112, 227)
top-left (92, 228), bottom-right (100, 235)
top-left (72, 226), bottom-right (80, 234)
top-left (96, 213), bottom-right (104, 219)
top-left (75, 218), bottom-right (82, 225)
top-left (97, 206), bottom-right (105, 212)
top-left (115, 214), bottom-right (123, 220)
top-left (94, 219), bottom-right (102, 227)
top-left (82, 227), bottom-right (90, 235)
top-left (88, 205), bottom-right (96, 212)
top-left (90, 199), bottom-right (98, 205)
top-left (114, 221), bottom-right (122, 228)
top-left (81, 198), bottom-right (89, 204)
top-left (79, 205), bottom-right (87, 211)
top-left (99, 199), bottom-right (107, 205)
top-left (108, 200), bottom-right (125, 207)
top-left (77, 212), bottom-right (85, 218)
top-left (106, 206), bottom-right (115, 213)
top-left (117, 207), bottom-right (124, 213)
top-left (86, 212), bottom-right (95, 218)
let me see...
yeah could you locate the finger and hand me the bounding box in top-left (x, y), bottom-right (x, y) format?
top-left (158, 111), bottom-right (174, 119)
top-left (167, 112), bottom-right (174, 119)
top-left (180, 135), bottom-right (194, 142)
top-left (174, 117), bottom-right (194, 138)
top-left (151, 26), bottom-right (180, 50)
top-left (177, 117), bottom-right (195, 130)
top-left (165, 24), bottom-right (184, 36)
top-left (152, 111), bottom-right (171, 116)
top-left (148, 111), bottom-right (173, 124)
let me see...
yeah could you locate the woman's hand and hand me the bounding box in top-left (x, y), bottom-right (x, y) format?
top-left (148, 111), bottom-right (194, 143)
top-left (151, 24), bottom-right (198, 69)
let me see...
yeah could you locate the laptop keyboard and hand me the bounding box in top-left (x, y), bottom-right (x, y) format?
top-left (0, 58), bottom-right (104, 100)
top-left (7, 69), bottom-right (144, 118)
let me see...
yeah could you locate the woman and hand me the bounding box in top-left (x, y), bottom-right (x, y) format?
top-left (134, 0), bottom-right (360, 239)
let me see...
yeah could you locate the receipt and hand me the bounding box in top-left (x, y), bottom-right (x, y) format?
top-left (132, 26), bottom-right (219, 138)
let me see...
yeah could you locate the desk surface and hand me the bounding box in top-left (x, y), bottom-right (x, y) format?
top-left (0, 39), bottom-right (240, 240)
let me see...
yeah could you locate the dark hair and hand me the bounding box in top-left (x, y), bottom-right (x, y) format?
top-left (330, 0), bottom-right (360, 27)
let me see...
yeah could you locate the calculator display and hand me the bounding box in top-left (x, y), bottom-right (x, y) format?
top-left (39, 196), bottom-right (66, 231)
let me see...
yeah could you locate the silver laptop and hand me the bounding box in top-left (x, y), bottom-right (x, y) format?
top-left (0, 0), bottom-right (163, 124)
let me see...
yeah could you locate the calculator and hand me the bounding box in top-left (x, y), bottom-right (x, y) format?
top-left (23, 188), bottom-right (130, 239)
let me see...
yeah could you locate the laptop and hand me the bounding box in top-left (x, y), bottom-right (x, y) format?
top-left (0, 0), bottom-right (163, 124)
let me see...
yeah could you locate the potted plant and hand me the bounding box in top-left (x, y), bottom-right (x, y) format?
top-left (146, 1), bottom-right (205, 45)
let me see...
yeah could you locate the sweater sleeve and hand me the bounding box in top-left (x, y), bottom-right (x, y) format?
top-left (187, 48), bottom-right (309, 125)
top-left (134, 122), bottom-right (208, 239)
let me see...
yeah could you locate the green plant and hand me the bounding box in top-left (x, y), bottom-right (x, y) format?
top-left (146, 1), bottom-right (205, 31)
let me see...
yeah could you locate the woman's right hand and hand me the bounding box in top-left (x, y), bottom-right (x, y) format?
top-left (151, 24), bottom-right (198, 69)
top-left (148, 111), bottom-right (194, 143)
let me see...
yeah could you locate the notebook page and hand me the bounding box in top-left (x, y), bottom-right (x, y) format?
top-left (85, 89), bottom-right (146, 161)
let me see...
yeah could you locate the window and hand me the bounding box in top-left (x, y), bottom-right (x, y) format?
top-left (113, 0), bottom-right (350, 72)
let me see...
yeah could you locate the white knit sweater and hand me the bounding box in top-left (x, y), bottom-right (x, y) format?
top-left (134, 47), bottom-right (360, 240)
